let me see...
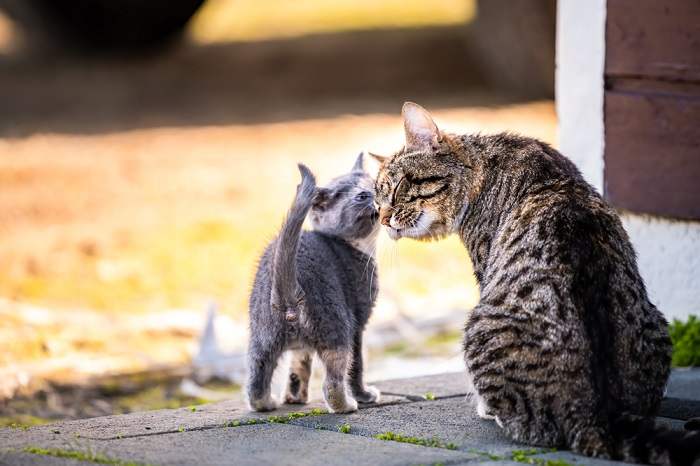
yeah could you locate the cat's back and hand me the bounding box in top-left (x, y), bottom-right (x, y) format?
top-left (482, 137), bottom-right (671, 414)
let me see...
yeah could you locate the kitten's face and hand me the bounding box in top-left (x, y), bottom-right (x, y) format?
top-left (310, 154), bottom-right (379, 241)
top-left (374, 103), bottom-right (474, 241)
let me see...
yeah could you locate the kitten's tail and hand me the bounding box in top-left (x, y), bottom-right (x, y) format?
top-left (604, 414), bottom-right (700, 465)
top-left (270, 164), bottom-right (316, 323)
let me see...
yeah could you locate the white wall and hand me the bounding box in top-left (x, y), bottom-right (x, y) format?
top-left (555, 0), bottom-right (606, 192)
top-left (556, 0), bottom-right (699, 321)
top-left (622, 215), bottom-right (700, 321)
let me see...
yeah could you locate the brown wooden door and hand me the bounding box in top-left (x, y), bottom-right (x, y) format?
top-left (604, 0), bottom-right (700, 220)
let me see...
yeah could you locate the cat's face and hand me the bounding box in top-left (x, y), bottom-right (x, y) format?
top-left (374, 103), bottom-right (477, 241)
top-left (310, 153), bottom-right (379, 242)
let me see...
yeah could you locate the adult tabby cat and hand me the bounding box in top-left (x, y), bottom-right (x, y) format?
top-left (373, 103), bottom-right (698, 465)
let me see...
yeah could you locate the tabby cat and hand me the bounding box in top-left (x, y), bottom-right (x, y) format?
top-left (372, 103), bottom-right (699, 465)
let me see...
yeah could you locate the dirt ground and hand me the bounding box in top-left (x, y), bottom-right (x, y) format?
top-left (0, 20), bottom-right (557, 413)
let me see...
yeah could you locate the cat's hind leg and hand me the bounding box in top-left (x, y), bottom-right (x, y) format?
top-left (319, 348), bottom-right (358, 413)
top-left (348, 331), bottom-right (380, 403)
top-left (284, 349), bottom-right (313, 404)
top-left (246, 343), bottom-right (282, 412)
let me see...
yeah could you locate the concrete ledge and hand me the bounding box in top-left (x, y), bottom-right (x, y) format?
top-left (2, 370), bottom-right (698, 466)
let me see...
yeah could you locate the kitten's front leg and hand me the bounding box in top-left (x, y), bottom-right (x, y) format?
top-left (348, 331), bottom-right (381, 403)
top-left (285, 349), bottom-right (313, 404)
top-left (319, 348), bottom-right (358, 413)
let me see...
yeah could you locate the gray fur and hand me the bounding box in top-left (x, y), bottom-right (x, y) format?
top-left (246, 156), bottom-right (381, 413)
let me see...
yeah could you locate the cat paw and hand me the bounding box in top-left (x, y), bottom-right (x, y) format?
top-left (327, 396), bottom-right (358, 414)
top-left (354, 385), bottom-right (381, 404)
top-left (248, 395), bottom-right (279, 412)
top-left (284, 392), bottom-right (309, 405)
top-left (476, 398), bottom-right (497, 422)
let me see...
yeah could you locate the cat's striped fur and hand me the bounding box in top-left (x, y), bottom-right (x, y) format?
top-left (373, 103), bottom-right (699, 465)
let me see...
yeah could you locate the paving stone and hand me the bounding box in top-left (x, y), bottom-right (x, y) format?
top-left (659, 398), bottom-right (700, 421)
top-left (1, 393), bottom-right (406, 445)
top-left (289, 396), bottom-right (516, 456)
top-left (3, 370), bottom-right (698, 466)
top-left (372, 371), bottom-right (469, 400)
top-left (532, 451), bottom-right (628, 466)
top-left (666, 368), bottom-right (700, 401)
top-left (95, 423), bottom-right (479, 466)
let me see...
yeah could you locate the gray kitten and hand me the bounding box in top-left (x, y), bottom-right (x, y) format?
top-left (246, 154), bottom-right (380, 413)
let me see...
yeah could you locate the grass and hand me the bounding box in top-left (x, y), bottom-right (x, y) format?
top-left (670, 315), bottom-right (700, 367)
top-left (374, 432), bottom-right (457, 450)
top-left (23, 446), bottom-right (152, 466)
top-left (338, 423), bottom-right (351, 434)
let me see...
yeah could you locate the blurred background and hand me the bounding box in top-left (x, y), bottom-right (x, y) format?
top-left (0, 0), bottom-right (559, 426)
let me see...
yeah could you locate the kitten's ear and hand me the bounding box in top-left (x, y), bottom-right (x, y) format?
top-left (352, 152), bottom-right (365, 172)
top-left (368, 152), bottom-right (389, 165)
top-left (313, 187), bottom-right (330, 210)
top-left (402, 102), bottom-right (441, 152)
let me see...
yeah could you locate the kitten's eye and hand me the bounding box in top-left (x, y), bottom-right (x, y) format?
top-left (355, 192), bottom-right (371, 202)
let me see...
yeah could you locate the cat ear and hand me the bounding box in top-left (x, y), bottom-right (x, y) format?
top-left (368, 152), bottom-right (389, 165)
top-left (402, 102), bottom-right (441, 152)
top-left (352, 151), bottom-right (365, 172)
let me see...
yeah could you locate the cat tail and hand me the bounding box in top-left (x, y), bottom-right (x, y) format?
top-left (607, 413), bottom-right (700, 466)
top-left (270, 163), bottom-right (316, 323)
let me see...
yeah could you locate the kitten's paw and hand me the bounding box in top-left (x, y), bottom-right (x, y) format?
top-left (248, 395), bottom-right (279, 412)
top-left (328, 396), bottom-right (358, 414)
top-left (354, 385), bottom-right (381, 404)
top-left (284, 392), bottom-right (309, 405)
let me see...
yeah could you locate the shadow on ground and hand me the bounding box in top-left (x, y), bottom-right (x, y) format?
top-left (0, 25), bottom-right (532, 137)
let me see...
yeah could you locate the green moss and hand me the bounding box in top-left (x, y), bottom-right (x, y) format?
top-left (338, 423), bottom-right (351, 434)
top-left (267, 409), bottom-right (328, 424)
top-left (374, 432), bottom-right (457, 450)
top-left (510, 448), bottom-right (570, 466)
top-left (177, 426), bottom-right (184, 432)
top-left (226, 418), bottom-right (264, 427)
top-left (670, 315), bottom-right (700, 367)
top-left (424, 392), bottom-right (435, 401)
top-left (468, 449), bottom-right (504, 460)
top-left (225, 408), bottom-right (329, 429)
top-left (0, 414), bottom-right (51, 429)
top-left (23, 446), bottom-right (152, 466)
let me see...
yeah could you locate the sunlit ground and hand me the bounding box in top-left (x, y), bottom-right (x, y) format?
top-left (188, 0), bottom-right (474, 43)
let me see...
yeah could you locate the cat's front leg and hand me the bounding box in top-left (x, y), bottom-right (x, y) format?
top-left (319, 348), bottom-right (358, 413)
top-left (466, 360), bottom-right (502, 427)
